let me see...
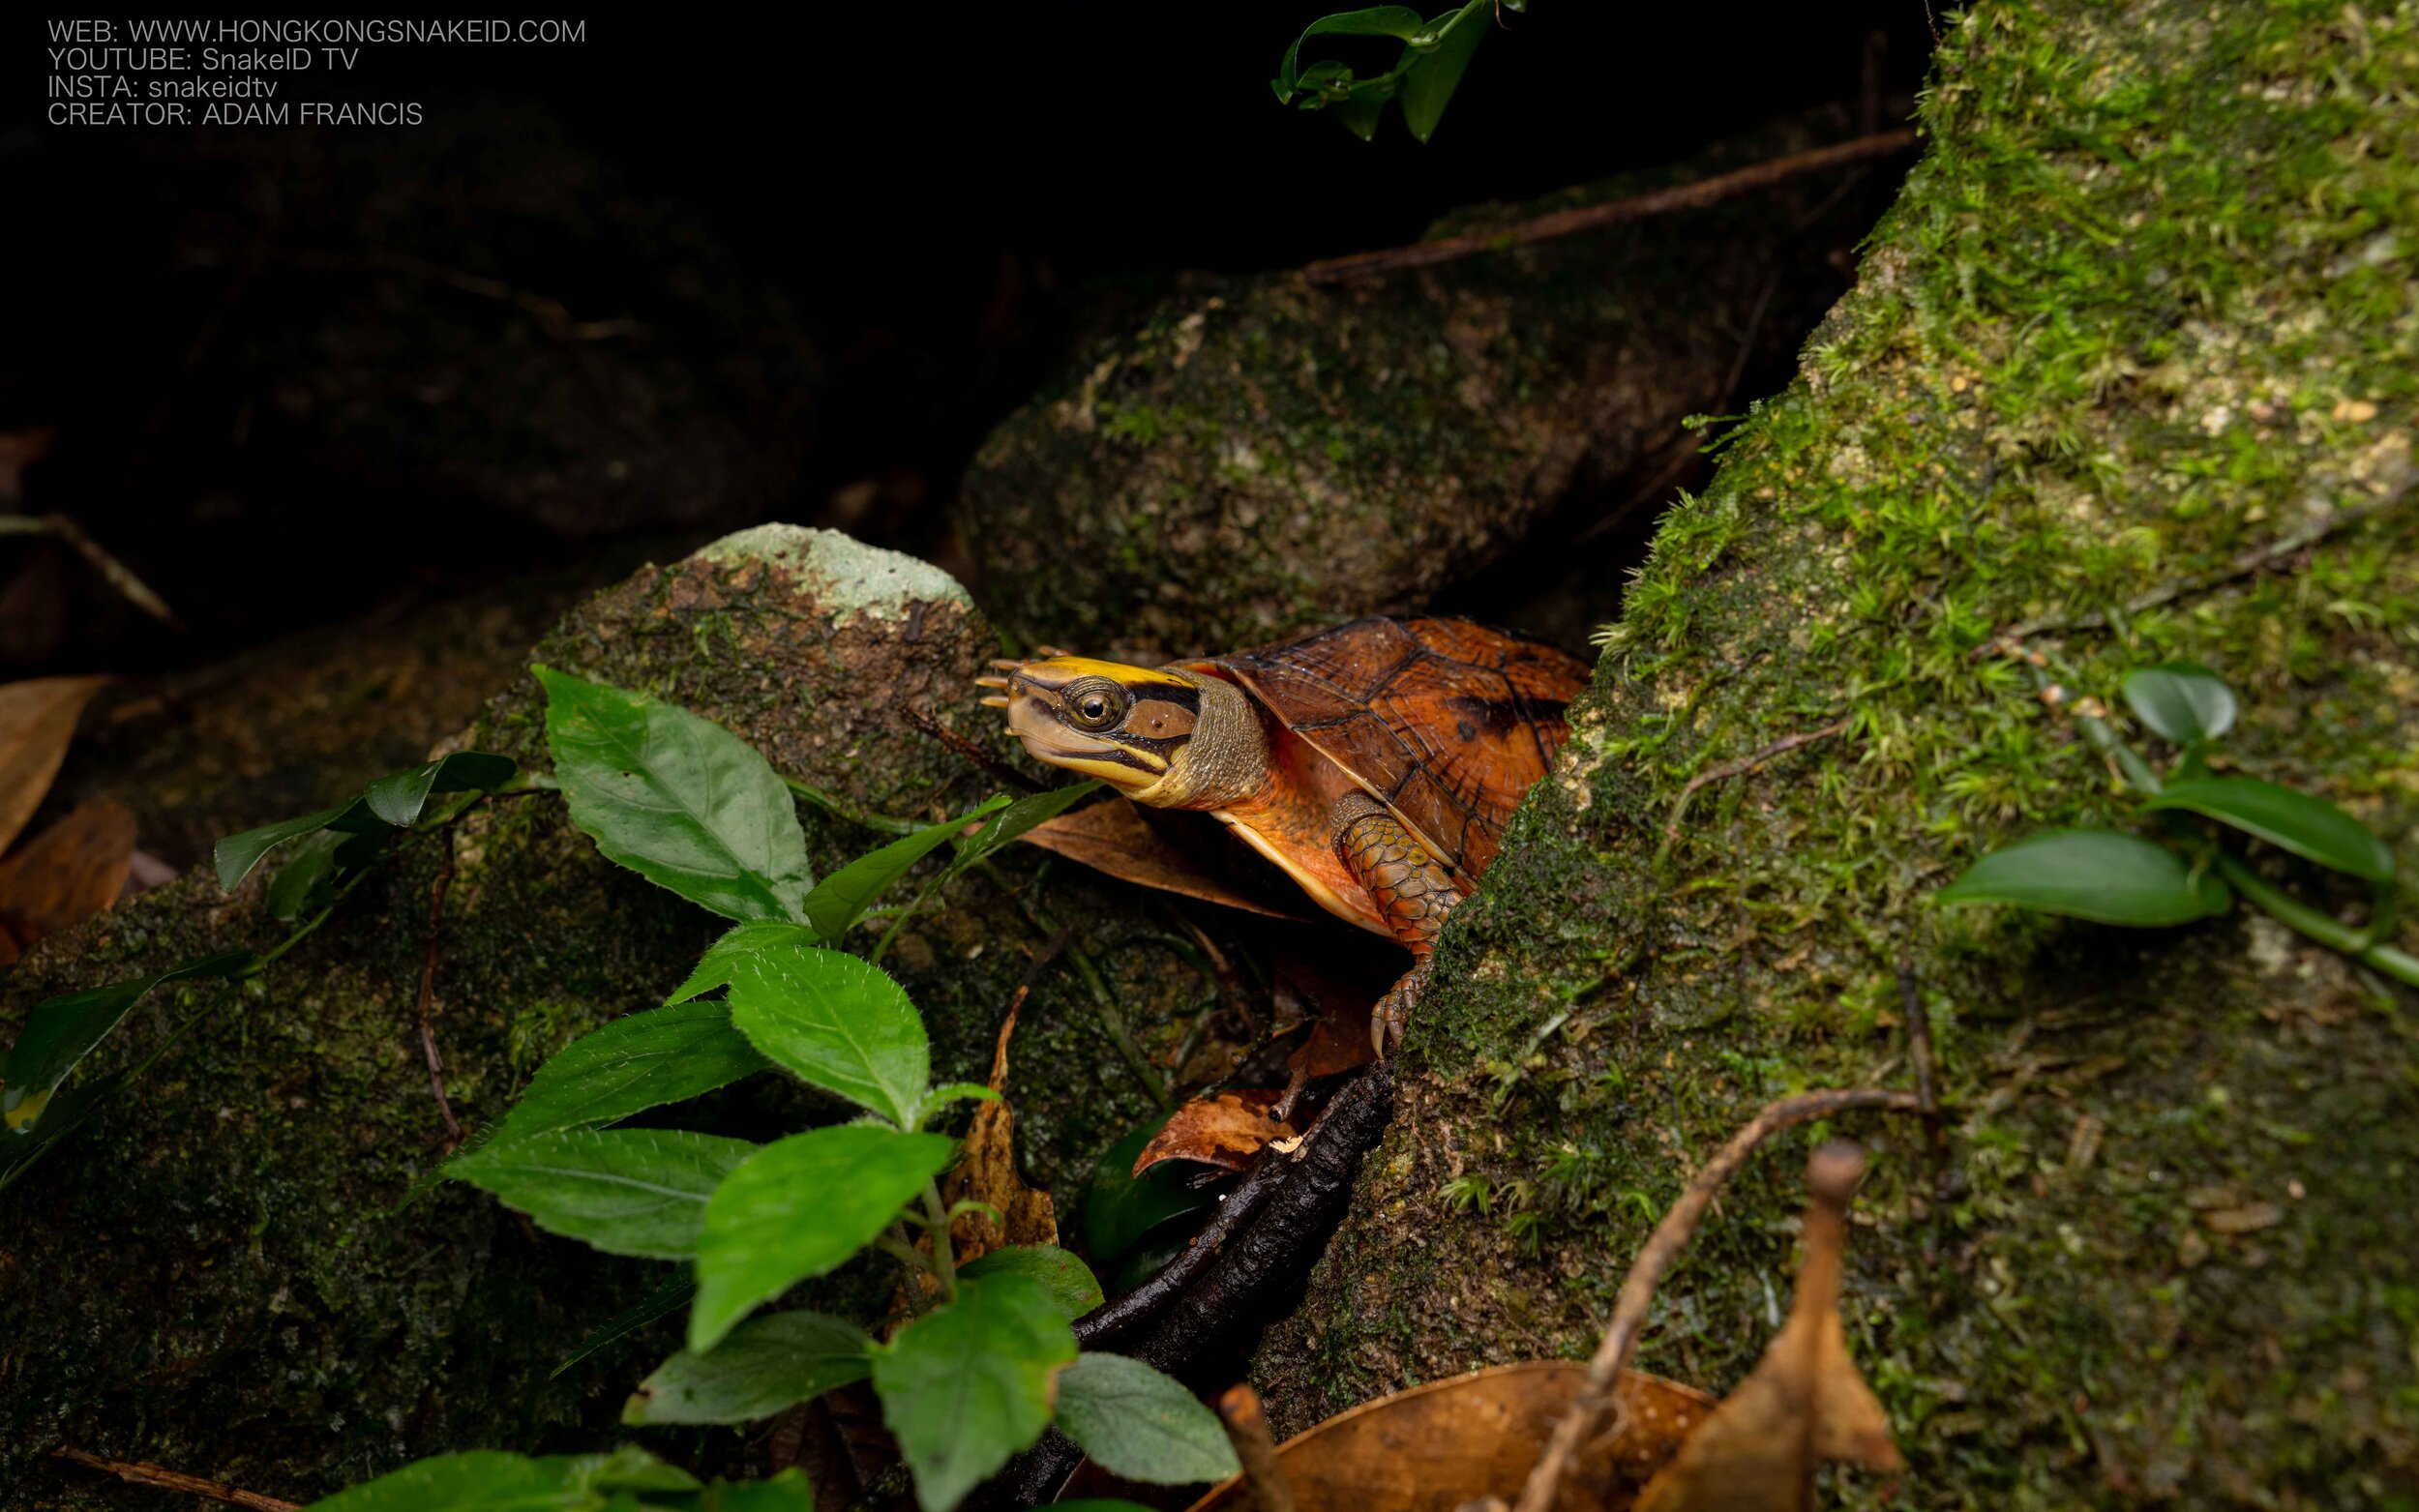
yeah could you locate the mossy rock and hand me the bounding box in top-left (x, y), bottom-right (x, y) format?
top-left (0, 526), bottom-right (1189, 1506)
top-left (954, 110), bottom-right (1892, 664)
top-left (1256, 2), bottom-right (2418, 1506)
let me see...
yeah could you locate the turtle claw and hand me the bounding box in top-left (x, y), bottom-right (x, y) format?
top-left (1368, 965), bottom-right (1425, 1060)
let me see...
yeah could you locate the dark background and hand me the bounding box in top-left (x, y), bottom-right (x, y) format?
top-left (7, 5), bottom-right (1937, 676)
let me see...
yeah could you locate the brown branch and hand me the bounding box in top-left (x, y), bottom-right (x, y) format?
top-left (1508, 1085), bottom-right (1925, 1512)
top-left (1658, 716), bottom-right (1854, 852)
top-left (414, 845), bottom-right (463, 1146)
top-left (1896, 959), bottom-right (1951, 1196)
top-left (0, 514), bottom-right (183, 628)
top-left (905, 703), bottom-right (1044, 793)
top-left (1992, 474), bottom-right (2413, 647)
top-left (1216, 1383), bottom-right (1298, 1512)
top-left (1302, 129), bottom-right (1920, 283)
top-left (52, 1447), bottom-right (300, 1512)
top-left (248, 248), bottom-right (643, 341)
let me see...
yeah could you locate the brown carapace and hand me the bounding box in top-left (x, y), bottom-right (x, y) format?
top-left (984, 616), bottom-right (1589, 1053)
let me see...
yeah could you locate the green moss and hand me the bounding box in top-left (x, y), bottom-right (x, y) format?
top-left (1257, 2), bottom-right (2419, 1505)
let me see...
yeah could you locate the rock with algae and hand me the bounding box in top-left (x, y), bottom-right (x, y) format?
top-left (1253, 3), bottom-right (2419, 1506)
top-left (0, 525), bottom-right (1189, 1506)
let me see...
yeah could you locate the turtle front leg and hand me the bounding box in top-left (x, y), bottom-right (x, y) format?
top-left (1331, 792), bottom-right (1464, 1055)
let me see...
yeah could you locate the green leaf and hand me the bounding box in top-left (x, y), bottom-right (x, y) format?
top-left (0, 1069), bottom-right (129, 1191)
top-left (536, 665), bottom-right (814, 925)
top-left (215, 804), bottom-right (350, 891)
top-left (2144, 777), bottom-right (2396, 884)
top-left (306, 1447), bottom-right (698, 1511)
top-left (872, 1273), bottom-right (1079, 1512)
top-left (914, 1082), bottom-right (1000, 1127)
top-left (1335, 88), bottom-right (1387, 140)
top-left (957, 1245), bottom-right (1103, 1322)
top-left (725, 944), bottom-right (930, 1127)
top-left (1936, 829), bottom-right (2230, 927)
top-left (2, 951), bottom-right (253, 1132)
top-left (450, 1129), bottom-right (755, 1260)
top-left (667, 922), bottom-right (823, 1002)
top-left (1274, 6), bottom-right (1427, 97)
top-left (800, 795), bottom-right (1011, 940)
top-left (363, 751), bottom-right (519, 826)
top-left (692, 1125), bottom-right (955, 1350)
top-left (2122, 663), bottom-right (2238, 746)
top-left (496, 1002), bottom-right (770, 1144)
top-left (1397, 2), bottom-right (1491, 140)
top-left (265, 828), bottom-right (347, 923)
top-left (672, 1473), bottom-right (817, 1512)
top-left (1079, 1116), bottom-right (1222, 1264)
top-left (952, 782), bottom-right (1100, 865)
top-left (626, 1310), bottom-right (873, 1425)
top-left (553, 1271), bottom-right (697, 1379)
top-left (1052, 1352), bottom-right (1240, 1486)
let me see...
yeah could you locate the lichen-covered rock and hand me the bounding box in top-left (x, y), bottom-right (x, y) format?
top-left (0, 526), bottom-right (1185, 1506)
top-left (954, 112), bottom-right (1893, 664)
top-left (1256, 4), bottom-right (2419, 1506)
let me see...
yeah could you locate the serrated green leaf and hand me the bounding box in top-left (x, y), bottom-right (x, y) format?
top-left (2145, 777), bottom-right (2396, 884)
top-left (1397, 2), bottom-right (1491, 140)
top-left (692, 1125), bottom-right (954, 1350)
top-left (306, 1447), bottom-right (696, 1511)
top-left (725, 944), bottom-right (929, 1127)
top-left (957, 1245), bottom-right (1103, 1322)
top-left (536, 666), bottom-right (813, 925)
top-left (626, 1310), bottom-right (873, 1425)
top-left (1936, 829), bottom-right (2229, 927)
top-left (553, 1271), bottom-right (697, 1379)
top-left (1053, 1352), bottom-right (1239, 1486)
top-left (496, 1002), bottom-right (769, 1144)
top-left (2, 951), bottom-right (253, 1132)
top-left (667, 922), bottom-right (823, 1003)
top-left (801, 795), bottom-right (1010, 940)
top-left (1079, 1116), bottom-right (1221, 1264)
top-left (363, 751), bottom-right (519, 826)
top-left (2122, 663), bottom-right (2237, 746)
top-left (872, 1274), bottom-right (1079, 1512)
top-left (451, 1129), bottom-right (755, 1260)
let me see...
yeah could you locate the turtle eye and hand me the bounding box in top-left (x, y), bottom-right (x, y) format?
top-left (1063, 679), bottom-right (1129, 732)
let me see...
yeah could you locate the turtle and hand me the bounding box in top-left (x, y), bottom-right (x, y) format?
top-left (979, 616), bottom-right (1591, 1052)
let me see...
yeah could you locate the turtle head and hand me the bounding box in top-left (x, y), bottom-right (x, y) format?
top-left (978, 655), bottom-right (1267, 809)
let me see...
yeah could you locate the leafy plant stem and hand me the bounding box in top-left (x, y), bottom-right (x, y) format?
top-left (2209, 850), bottom-right (2419, 987)
top-left (1008, 890), bottom-right (1167, 1111)
top-left (920, 1181), bottom-right (958, 1303)
top-left (246, 866), bottom-right (377, 974)
top-left (784, 776), bottom-right (924, 836)
top-left (870, 870), bottom-right (949, 965)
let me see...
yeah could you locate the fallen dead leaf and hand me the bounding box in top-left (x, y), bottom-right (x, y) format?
top-left (1019, 802), bottom-right (1309, 921)
top-left (1134, 1090), bottom-right (1296, 1178)
top-left (0, 799), bottom-right (136, 963)
top-left (941, 995), bottom-right (1057, 1264)
top-left (1632, 1143), bottom-right (1904, 1511)
top-left (0, 676), bottom-right (110, 854)
top-left (1178, 1362), bottom-right (1716, 1512)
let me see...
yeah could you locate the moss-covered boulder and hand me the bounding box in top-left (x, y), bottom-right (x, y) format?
top-left (0, 526), bottom-right (1186, 1507)
top-left (954, 112), bottom-right (1893, 663)
top-left (1256, 2), bottom-right (2418, 1505)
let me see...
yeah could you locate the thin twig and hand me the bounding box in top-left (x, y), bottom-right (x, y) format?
top-left (52, 1447), bottom-right (300, 1512)
top-left (414, 845), bottom-right (463, 1147)
top-left (1215, 1384), bottom-right (1297, 1512)
top-left (904, 703), bottom-right (1044, 793)
top-left (1302, 129), bottom-right (1920, 282)
top-left (1993, 476), bottom-right (2411, 646)
top-left (1896, 958), bottom-right (1951, 1196)
top-left (1508, 1085), bottom-right (1924, 1512)
top-left (1658, 716), bottom-right (1854, 852)
top-left (248, 248), bottom-right (643, 341)
top-left (0, 514), bottom-right (183, 628)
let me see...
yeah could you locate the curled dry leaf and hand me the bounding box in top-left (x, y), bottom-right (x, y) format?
top-left (1182, 1362), bottom-right (1716, 1512)
top-left (0, 799), bottom-right (137, 963)
top-left (1133, 1090), bottom-right (1295, 1179)
top-left (942, 998), bottom-right (1057, 1263)
top-left (1019, 801), bottom-right (1309, 921)
top-left (0, 675), bottom-right (110, 854)
top-left (1631, 1142), bottom-right (1904, 1512)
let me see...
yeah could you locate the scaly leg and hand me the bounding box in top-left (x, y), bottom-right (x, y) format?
top-left (1330, 791), bottom-right (1464, 1055)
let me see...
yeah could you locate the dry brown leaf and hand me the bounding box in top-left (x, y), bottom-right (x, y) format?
top-left (1177, 1362), bottom-right (1717, 1512)
top-left (1632, 1143), bottom-right (1904, 1512)
top-left (0, 676), bottom-right (110, 854)
top-left (941, 1000), bottom-right (1057, 1264)
top-left (1019, 802), bottom-right (1309, 920)
top-left (1133, 1090), bottom-right (1296, 1178)
top-left (0, 799), bottom-right (136, 962)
